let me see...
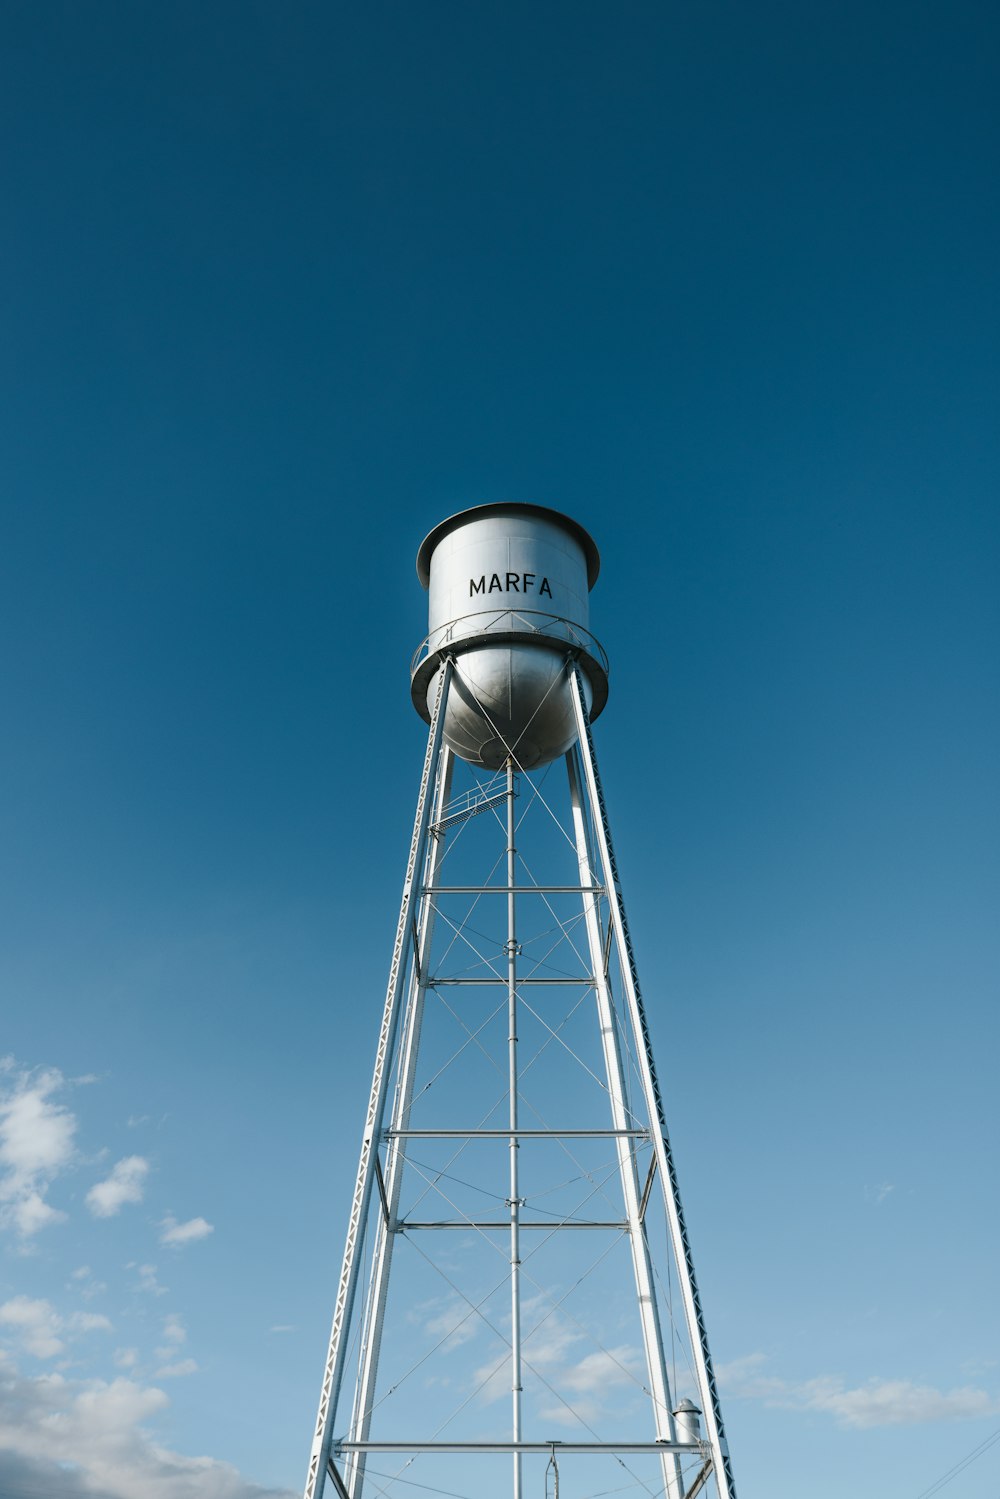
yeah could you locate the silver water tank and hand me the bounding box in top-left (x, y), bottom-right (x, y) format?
top-left (411, 503), bottom-right (609, 770)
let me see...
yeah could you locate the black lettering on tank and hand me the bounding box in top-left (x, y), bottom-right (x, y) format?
top-left (540, 577), bottom-right (552, 598)
top-left (488, 573), bottom-right (503, 593)
top-left (506, 572), bottom-right (519, 591)
top-left (470, 576), bottom-right (486, 596)
top-left (522, 573), bottom-right (535, 591)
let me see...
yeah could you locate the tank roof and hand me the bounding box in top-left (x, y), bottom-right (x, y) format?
top-left (416, 502), bottom-right (601, 590)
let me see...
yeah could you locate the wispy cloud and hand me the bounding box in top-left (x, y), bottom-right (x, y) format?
top-left (564, 1346), bottom-right (641, 1394)
top-left (719, 1352), bottom-right (1000, 1427)
top-left (129, 1263), bottom-right (168, 1297)
top-left (0, 1296), bottom-right (111, 1360)
top-left (0, 1061), bottom-right (77, 1239)
top-left (413, 1296), bottom-right (479, 1351)
top-left (716, 1352), bottom-right (785, 1399)
top-left (155, 1315), bottom-right (187, 1361)
top-left (69, 1265), bottom-right (108, 1300)
top-left (804, 1377), bottom-right (998, 1426)
top-left (161, 1314), bottom-right (186, 1346)
top-left (87, 1156), bottom-right (150, 1218)
top-left (864, 1182), bottom-right (895, 1205)
top-left (469, 1297), bottom-right (644, 1430)
top-left (523, 1312), bottom-right (584, 1369)
top-left (159, 1215), bottom-right (214, 1248)
top-left (470, 1349), bottom-right (511, 1406)
top-left (155, 1358), bottom-right (198, 1379)
top-left (535, 1345), bottom-right (644, 1428)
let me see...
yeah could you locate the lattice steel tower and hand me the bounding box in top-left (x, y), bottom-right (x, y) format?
top-left (304, 505), bottom-right (737, 1499)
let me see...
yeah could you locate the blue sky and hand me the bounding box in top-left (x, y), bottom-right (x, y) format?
top-left (1, 2), bottom-right (998, 1496)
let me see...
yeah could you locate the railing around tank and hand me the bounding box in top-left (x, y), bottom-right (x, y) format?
top-left (410, 608), bottom-right (609, 680)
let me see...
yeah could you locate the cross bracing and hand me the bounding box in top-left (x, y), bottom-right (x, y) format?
top-left (304, 662), bottom-right (736, 1499)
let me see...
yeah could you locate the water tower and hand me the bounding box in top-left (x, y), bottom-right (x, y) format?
top-left (304, 504), bottom-right (738, 1499)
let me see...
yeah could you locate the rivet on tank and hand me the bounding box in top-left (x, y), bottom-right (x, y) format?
top-left (411, 503), bottom-right (609, 769)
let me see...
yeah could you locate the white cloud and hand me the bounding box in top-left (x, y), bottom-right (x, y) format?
top-left (155, 1315), bottom-right (188, 1361)
top-left (0, 1296), bottom-right (65, 1359)
top-left (522, 1313), bottom-right (583, 1369)
top-left (69, 1265), bottom-right (108, 1300)
top-left (470, 1306), bottom-right (639, 1422)
top-left (0, 1297), bottom-right (111, 1361)
top-left (130, 1263), bottom-right (168, 1296)
top-left (564, 1346), bottom-right (641, 1394)
top-left (114, 1347), bottom-right (139, 1369)
top-left (87, 1156), bottom-right (150, 1218)
top-left (716, 1352), bottom-right (784, 1398)
top-left (155, 1358), bottom-right (199, 1379)
top-left (800, 1376), bottom-right (1000, 1427)
top-left (72, 1312), bottom-right (113, 1334)
top-left (11, 1190), bottom-right (66, 1236)
top-left (535, 1342), bottom-right (644, 1428)
top-left (865, 1182), bottom-right (895, 1205)
top-left (0, 1063), bottom-right (77, 1238)
top-left (268, 1325), bottom-right (295, 1335)
top-left (419, 1296), bottom-right (479, 1350)
top-left (470, 1349), bottom-right (512, 1406)
top-left (0, 1364), bottom-right (293, 1498)
top-left (718, 1352), bottom-right (1000, 1428)
top-left (159, 1215), bottom-right (214, 1247)
top-left (162, 1314), bottom-right (186, 1346)
top-left (465, 1293), bottom-right (646, 1421)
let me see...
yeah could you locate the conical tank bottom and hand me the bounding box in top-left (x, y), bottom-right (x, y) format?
top-left (425, 645), bottom-right (594, 770)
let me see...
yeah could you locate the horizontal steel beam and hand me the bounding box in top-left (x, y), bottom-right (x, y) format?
top-left (387, 1128), bottom-right (649, 1139)
top-left (429, 977), bottom-right (593, 986)
top-left (400, 1220), bottom-right (628, 1231)
top-left (335, 1441), bottom-right (705, 1456)
top-left (423, 885), bottom-right (603, 894)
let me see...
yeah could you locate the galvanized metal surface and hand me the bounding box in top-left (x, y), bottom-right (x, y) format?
top-left (568, 666), bottom-right (738, 1499)
top-left (302, 662), bottom-right (455, 1499)
top-left (411, 504), bottom-right (608, 768)
top-left (416, 503), bottom-right (601, 591)
top-left (343, 747), bottom-right (456, 1499)
top-left (303, 509), bottom-right (738, 1499)
top-left (567, 744), bottom-right (684, 1499)
top-left (334, 1442), bottom-right (706, 1456)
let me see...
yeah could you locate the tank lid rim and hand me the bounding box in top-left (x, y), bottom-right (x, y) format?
top-left (416, 503), bottom-right (601, 590)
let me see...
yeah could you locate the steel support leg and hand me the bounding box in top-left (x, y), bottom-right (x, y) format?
top-left (566, 747), bottom-right (684, 1499)
top-left (568, 666), bottom-right (737, 1499)
top-left (344, 748), bottom-right (455, 1499)
top-left (303, 660), bottom-right (455, 1499)
top-left (506, 760), bottom-right (523, 1499)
